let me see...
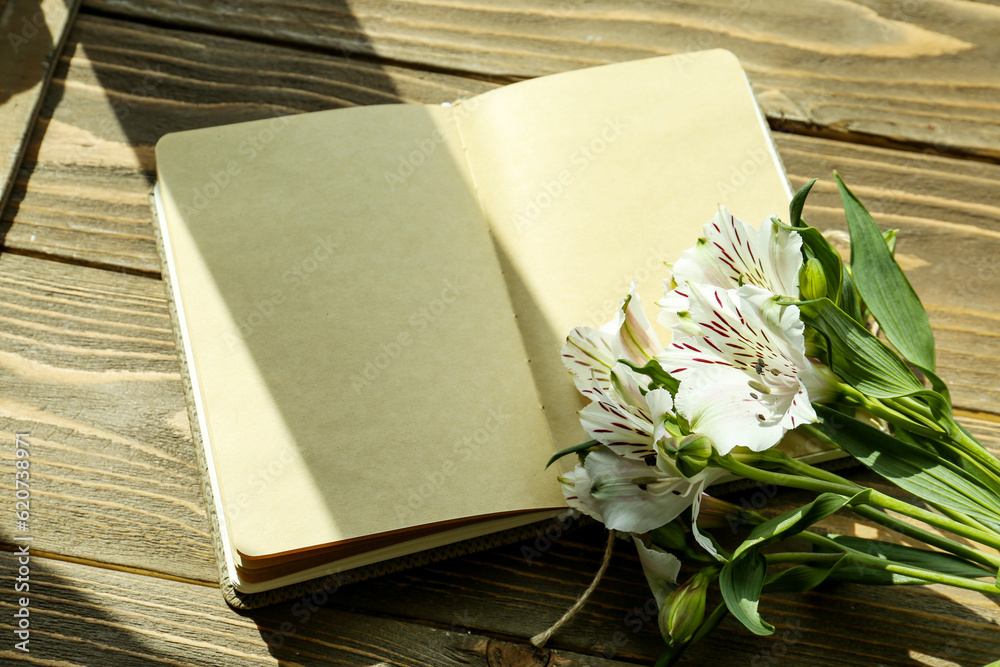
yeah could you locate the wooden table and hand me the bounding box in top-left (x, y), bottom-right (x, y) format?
top-left (2, 1), bottom-right (999, 664)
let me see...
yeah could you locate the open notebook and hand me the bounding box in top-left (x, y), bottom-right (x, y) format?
top-left (152, 49), bottom-right (827, 608)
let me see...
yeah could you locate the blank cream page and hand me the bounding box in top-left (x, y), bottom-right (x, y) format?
top-left (454, 51), bottom-right (793, 451)
top-left (156, 103), bottom-right (563, 560)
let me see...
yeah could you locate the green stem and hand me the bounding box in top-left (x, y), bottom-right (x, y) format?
top-left (934, 502), bottom-right (998, 534)
top-left (860, 392), bottom-right (1000, 488)
top-left (713, 454), bottom-right (858, 496)
top-left (889, 395), bottom-right (943, 431)
top-left (767, 444), bottom-right (1000, 570)
top-left (948, 422), bottom-right (1000, 477)
top-left (843, 389), bottom-right (944, 439)
top-left (713, 454), bottom-right (1000, 552)
top-left (800, 532), bottom-right (1000, 595)
top-left (866, 489), bottom-right (1000, 551)
top-left (849, 504), bottom-right (1000, 571)
top-left (766, 449), bottom-right (860, 489)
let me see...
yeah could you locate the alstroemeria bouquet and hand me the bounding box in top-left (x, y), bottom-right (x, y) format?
top-left (548, 175), bottom-right (1000, 665)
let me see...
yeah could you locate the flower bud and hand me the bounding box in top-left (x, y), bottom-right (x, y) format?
top-left (659, 567), bottom-right (715, 646)
top-left (799, 257), bottom-right (828, 301)
top-left (675, 434), bottom-right (713, 478)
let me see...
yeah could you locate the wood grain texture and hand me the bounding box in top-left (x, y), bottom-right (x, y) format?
top-left (0, 252), bottom-right (217, 582)
top-left (0, 0), bottom-right (80, 215)
top-left (0, 553), bottom-right (637, 666)
top-left (84, 0), bottom-right (1000, 158)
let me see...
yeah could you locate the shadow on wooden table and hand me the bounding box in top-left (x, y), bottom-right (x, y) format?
top-left (225, 520), bottom-right (1000, 666)
top-left (0, 0), bottom-right (53, 106)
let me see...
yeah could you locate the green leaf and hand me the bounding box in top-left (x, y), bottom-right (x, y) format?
top-left (813, 406), bottom-right (1000, 527)
top-left (720, 550), bottom-right (773, 635)
top-left (733, 491), bottom-right (869, 559)
top-left (835, 173), bottom-right (936, 372)
top-left (818, 535), bottom-right (994, 579)
top-left (621, 358), bottom-right (680, 396)
top-left (545, 439), bottom-right (597, 469)
top-left (838, 264), bottom-right (865, 325)
top-left (789, 178), bottom-right (817, 228)
top-left (720, 490), bottom-right (868, 636)
top-left (825, 567), bottom-right (928, 586)
top-left (762, 557), bottom-right (848, 594)
top-left (799, 298), bottom-right (924, 398)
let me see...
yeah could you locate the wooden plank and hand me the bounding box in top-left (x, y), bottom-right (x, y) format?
top-left (0, 553), bottom-right (635, 666)
top-left (0, 0), bottom-right (80, 217)
top-left (2, 13), bottom-right (496, 273)
top-left (84, 0), bottom-right (1000, 158)
top-left (0, 252), bottom-right (217, 583)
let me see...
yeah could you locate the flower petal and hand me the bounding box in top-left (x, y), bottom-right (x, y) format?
top-left (660, 284), bottom-right (821, 453)
top-left (613, 285), bottom-right (663, 366)
top-left (579, 390), bottom-right (656, 460)
top-left (562, 326), bottom-right (615, 399)
top-left (670, 206), bottom-right (801, 298)
top-left (579, 448), bottom-right (701, 533)
top-left (690, 483), bottom-right (723, 560)
top-left (558, 464), bottom-right (602, 523)
top-left (633, 537), bottom-right (681, 609)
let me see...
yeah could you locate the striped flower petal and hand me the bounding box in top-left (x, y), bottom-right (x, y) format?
top-left (579, 365), bottom-right (671, 460)
top-left (612, 284), bottom-right (663, 366)
top-left (670, 206), bottom-right (802, 298)
top-left (561, 325), bottom-right (615, 399)
top-left (659, 284), bottom-right (830, 454)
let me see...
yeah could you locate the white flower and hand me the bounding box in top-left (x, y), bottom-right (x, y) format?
top-left (559, 446), bottom-right (724, 535)
top-left (671, 206), bottom-right (802, 298)
top-left (561, 287), bottom-right (676, 461)
top-left (658, 283), bottom-right (836, 455)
